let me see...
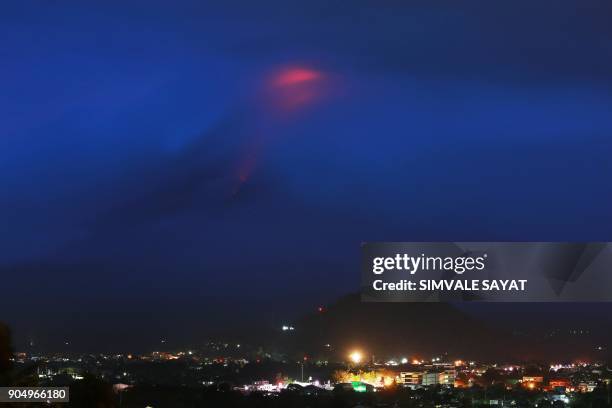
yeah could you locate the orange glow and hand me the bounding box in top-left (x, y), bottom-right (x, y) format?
top-left (349, 351), bottom-right (363, 364)
top-left (273, 68), bottom-right (321, 87)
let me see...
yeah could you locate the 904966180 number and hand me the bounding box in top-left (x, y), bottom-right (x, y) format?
top-left (0, 387), bottom-right (69, 402)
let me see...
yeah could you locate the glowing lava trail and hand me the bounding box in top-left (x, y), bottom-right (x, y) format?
top-left (231, 66), bottom-right (326, 195)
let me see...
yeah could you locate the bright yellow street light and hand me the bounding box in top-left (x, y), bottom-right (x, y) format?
top-left (349, 351), bottom-right (363, 364)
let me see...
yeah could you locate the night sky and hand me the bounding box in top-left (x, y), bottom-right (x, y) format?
top-left (2, 1), bottom-right (612, 351)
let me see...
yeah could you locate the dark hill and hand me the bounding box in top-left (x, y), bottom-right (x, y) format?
top-left (231, 295), bottom-right (608, 363)
top-left (274, 294), bottom-right (513, 362)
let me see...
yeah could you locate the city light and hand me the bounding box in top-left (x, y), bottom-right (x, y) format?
top-left (11, 348), bottom-right (608, 401)
top-left (351, 382), bottom-right (367, 392)
top-left (349, 351), bottom-right (363, 364)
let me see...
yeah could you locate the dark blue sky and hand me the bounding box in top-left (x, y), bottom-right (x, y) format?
top-left (2, 0), bottom-right (612, 351)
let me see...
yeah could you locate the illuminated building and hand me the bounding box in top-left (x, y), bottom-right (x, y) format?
top-left (399, 369), bottom-right (455, 387)
top-left (151, 351), bottom-right (179, 361)
top-left (522, 376), bottom-right (543, 390)
top-left (422, 372), bottom-right (439, 386)
top-left (399, 372), bottom-right (422, 386)
top-left (549, 379), bottom-right (571, 392)
top-left (578, 382), bottom-right (597, 393)
top-left (438, 369), bottom-right (456, 385)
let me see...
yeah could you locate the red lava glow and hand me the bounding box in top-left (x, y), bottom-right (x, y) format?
top-left (231, 66), bottom-right (330, 196)
top-left (236, 152), bottom-right (256, 182)
top-left (273, 68), bottom-right (321, 87)
top-left (267, 67), bottom-right (326, 111)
